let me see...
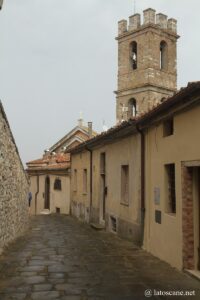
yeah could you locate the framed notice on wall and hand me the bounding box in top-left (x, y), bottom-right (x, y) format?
top-left (154, 187), bottom-right (160, 205)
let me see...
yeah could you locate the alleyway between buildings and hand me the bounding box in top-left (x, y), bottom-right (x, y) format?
top-left (0, 215), bottom-right (199, 300)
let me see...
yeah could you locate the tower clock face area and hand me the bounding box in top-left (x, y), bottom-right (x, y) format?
top-left (116, 9), bottom-right (179, 123)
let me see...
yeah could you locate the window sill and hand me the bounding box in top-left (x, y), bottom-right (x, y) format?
top-left (120, 202), bottom-right (129, 207)
top-left (165, 212), bottom-right (176, 217)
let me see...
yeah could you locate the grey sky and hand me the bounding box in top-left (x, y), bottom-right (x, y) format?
top-left (0, 0), bottom-right (200, 164)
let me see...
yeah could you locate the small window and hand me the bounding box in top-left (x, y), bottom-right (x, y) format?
top-left (128, 98), bottom-right (137, 117)
top-left (110, 216), bottom-right (117, 232)
top-left (130, 41), bottom-right (137, 70)
top-left (121, 165), bottom-right (129, 205)
top-left (83, 169), bottom-right (87, 194)
top-left (54, 178), bottom-right (62, 191)
top-left (165, 164), bottom-right (176, 214)
top-left (74, 169), bottom-right (77, 192)
top-left (163, 118), bottom-right (174, 137)
top-left (160, 41), bottom-right (168, 70)
top-left (56, 207), bottom-right (60, 214)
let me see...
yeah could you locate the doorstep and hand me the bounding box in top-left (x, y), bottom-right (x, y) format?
top-left (90, 223), bottom-right (105, 230)
top-left (40, 209), bottom-right (51, 215)
top-left (185, 269), bottom-right (200, 281)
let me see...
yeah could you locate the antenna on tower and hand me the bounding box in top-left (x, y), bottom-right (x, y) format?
top-left (134, 0), bottom-right (136, 14)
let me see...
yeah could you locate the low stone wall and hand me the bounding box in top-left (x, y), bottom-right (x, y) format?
top-left (0, 102), bottom-right (29, 254)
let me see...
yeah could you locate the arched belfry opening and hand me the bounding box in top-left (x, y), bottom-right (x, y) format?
top-left (44, 176), bottom-right (50, 210)
top-left (130, 41), bottom-right (137, 70)
top-left (160, 41), bottom-right (168, 70)
top-left (128, 98), bottom-right (137, 118)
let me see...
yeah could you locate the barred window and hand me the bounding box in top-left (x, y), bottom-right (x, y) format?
top-left (165, 164), bottom-right (176, 214)
top-left (54, 178), bottom-right (62, 191)
top-left (121, 165), bottom-right (129, 205)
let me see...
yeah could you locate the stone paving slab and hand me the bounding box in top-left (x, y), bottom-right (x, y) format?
top-left (0, 215), bottom-right (199, 300)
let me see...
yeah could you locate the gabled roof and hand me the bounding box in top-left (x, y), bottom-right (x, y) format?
top-left (69, 82), bottom-right (200, 154)
top-left (49, 125), bottom-right (97, 153)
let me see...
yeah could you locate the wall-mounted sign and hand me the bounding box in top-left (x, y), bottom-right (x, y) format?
top-left (154, 187), bottom-right (160, 205)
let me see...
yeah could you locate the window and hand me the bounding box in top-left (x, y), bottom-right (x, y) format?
top-left (100, 153), bottom-right (106, 175)
top-left (110, 216), bottom-right (117, 232)
top-left (130, 41), bottom-right (137, 70)
top-left (160, 41), bottom-right (168, 70)
top-left (128, 98), bottom-right (137, 117)
top-left (83, 169), bottom-right (87, 194)
top-left (163, 118), bottom-right (174, 137)
top-left (74, 169), bottom-right (77, 192)
top-left (56, 207), bottom-right (60, 214)
top-left (54, 178), bottom-right (61, 191)
top-left (165, 164), bottom-right (176, 214)
top-left (121, 165), bottom-right (129, 205)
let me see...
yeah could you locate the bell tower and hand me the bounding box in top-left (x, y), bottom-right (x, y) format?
top-left (116, 8), bottom-right (179, 123)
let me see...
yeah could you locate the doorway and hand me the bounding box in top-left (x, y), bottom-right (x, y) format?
top-left (100, 153), bottom-right (106, 224)
top-left (197, 168), bottom-right (200, 270)
top-left (182, 164), bottom-right (200, 271)
top-left (44, 176), bottom-right (50, 210)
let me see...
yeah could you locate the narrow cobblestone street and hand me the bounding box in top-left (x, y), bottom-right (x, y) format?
top-left (0, 215), bottom-right (199, 300)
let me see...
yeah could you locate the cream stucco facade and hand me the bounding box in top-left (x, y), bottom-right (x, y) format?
top-left (143, 103), bottom-right (200, 270)
top-left (29, 173), bottom-right (70, 215)
top-left (71, 130), bottom-right (142, 245)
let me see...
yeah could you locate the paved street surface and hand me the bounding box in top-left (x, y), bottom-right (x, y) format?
top-left (0, 215), bottom-right (199, 300)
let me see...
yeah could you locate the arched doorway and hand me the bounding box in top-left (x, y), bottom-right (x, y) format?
top-left (44, 176), bottom-right (50, 209)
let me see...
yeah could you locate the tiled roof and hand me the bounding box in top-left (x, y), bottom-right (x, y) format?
top-left (27, 153), bottom-right (70, 171)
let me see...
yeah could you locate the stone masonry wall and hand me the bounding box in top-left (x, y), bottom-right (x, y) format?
top-left (0, 102), bottom-right (29, 254)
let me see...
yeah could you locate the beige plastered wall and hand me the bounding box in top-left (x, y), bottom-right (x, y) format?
top-left (71, 134), bottom-right (142, 242)
top-left (29, 174), bottom-right (70, 215)
top-left (144, 104), bottom-right (200, 270)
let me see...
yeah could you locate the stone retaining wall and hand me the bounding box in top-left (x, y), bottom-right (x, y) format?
top-left (0, 102), bottom-right (29, 254)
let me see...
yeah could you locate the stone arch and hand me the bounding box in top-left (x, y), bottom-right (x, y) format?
top-left (128, 98), bottom-right (137, 118)
top-left (160, 41), bottom-right (168, 70)
top-left (130, 41), bottom-right (137, 70)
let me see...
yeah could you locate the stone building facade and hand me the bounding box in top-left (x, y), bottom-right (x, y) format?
top-left (0, 101), bottom-right (29, 254)
top-left (116, 8), bottom-right (179, 122)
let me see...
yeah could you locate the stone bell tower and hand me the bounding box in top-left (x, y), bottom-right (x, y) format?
top-left (116, 8), bottom-right (179, 123)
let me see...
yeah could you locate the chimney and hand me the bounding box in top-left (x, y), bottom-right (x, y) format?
top-left (88, 122), bottom-right (93, 138)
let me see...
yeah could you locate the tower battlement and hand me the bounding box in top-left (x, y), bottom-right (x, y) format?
top-left (118, 8), bottom-right (177, 36)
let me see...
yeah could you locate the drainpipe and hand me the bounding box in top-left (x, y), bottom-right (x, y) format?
top-left (136, 124), bottom-right (145, 246)
top-left (86, 146), bottom-right (93, 223)
top-left (35, 175), bottom-right (39, 215)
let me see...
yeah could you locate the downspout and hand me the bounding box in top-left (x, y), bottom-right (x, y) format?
top-left (35, 175), bottom-right (39, 216)
top-left (86, 146), bottom-right (93, 223)
top-left (136, 124), bottom-right (145, 246)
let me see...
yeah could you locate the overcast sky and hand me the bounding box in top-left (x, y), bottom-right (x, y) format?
top-left (0, 0), bottom-right (200, 164)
